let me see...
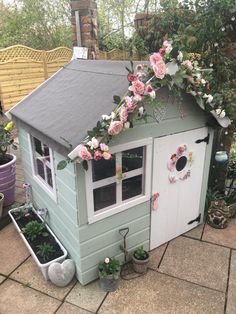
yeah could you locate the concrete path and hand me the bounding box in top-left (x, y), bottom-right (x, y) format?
top-left (0, 221), bottom-right (236, 313)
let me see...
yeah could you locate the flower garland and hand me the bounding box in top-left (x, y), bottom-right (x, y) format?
top-left (58, 39), bottom-right (226, 170)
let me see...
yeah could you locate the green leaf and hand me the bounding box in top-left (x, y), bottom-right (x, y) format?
top-left (87, 130), bottom-right (95, 137)
top-left (82, 160), bottom-right (88, 171)
top-left (113, 95), bottom-right (121, 104)
top-left (125, 66), bottom-right (132, 73)
top-left (57, 160), bottom-right (67, 170)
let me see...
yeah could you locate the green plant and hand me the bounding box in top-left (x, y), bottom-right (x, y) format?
top-left (22, 220), bottom-right (48, 241)
top-left (133, 245), bottom-right (148, 260)
top-left (14, 207), bottom-right (30, 221)
top-left (98, 257), bottom-right (120, 279)
top-left (0, 121), bottom-right (17, 165)
top-left (36, 242), bottom-right (55, 261)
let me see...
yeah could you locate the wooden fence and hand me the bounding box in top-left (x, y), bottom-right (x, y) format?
top-left (0, 45), bottom-right (146, 112)
top-left (0, 45), bottom-right (72, 112)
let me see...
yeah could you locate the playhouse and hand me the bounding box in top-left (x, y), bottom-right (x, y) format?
top-left (8, 60), bottom-right (216, 285)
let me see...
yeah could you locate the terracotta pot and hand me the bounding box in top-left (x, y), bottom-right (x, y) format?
top-left (0, 154), bottom-right (16, 206)
top-left (0, 192), bottom-right (4, 218)
top-left (132, 253), bottom-right (149, 274)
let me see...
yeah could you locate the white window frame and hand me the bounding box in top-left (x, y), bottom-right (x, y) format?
top-left (28, 134), bottom-right (57, 202)
top-left (86, 138), bottom-right (152, 223)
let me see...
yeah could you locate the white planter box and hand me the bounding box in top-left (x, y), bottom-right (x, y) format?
top-left (9, 206), bottom-right (67, 280)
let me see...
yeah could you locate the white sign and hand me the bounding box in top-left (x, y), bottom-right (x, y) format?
top-left (71, 47), bottom-right (88, 60)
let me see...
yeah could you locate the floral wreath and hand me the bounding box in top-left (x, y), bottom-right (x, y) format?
top-left (58, 39), bottom-right (227, 170)
top-left (167, 145), bottom-right (193, 184)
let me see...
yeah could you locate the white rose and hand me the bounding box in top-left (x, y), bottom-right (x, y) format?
top-left (139, 106), bottom-right (144, 115)
top-left (216, 109), bottom-right (226, 118)
top-left (111, 112), bottom-right (116, 120)
top-left (124, 121), bottom-right (130, 129)
top-left (201, 79), bottom-right (206, 85)
top-left (104, 257), bottom-right (110, 264)
top-left (102, 115), bottom-right (110, 121)
top-left (177, 51), bottom-right (183, 62)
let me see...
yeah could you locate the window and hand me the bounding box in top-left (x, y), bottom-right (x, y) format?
top-left (86, 138), bottom-right (152, 223)
top-left (29, 135), bottom-right (56, 200)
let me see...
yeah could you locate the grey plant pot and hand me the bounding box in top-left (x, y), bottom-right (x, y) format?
top-left (0, 193), bottom-right (4, 218)
top-left (98, 272), bottom-right (120, 292)
top-left (132, 254), bottom-right (149, 274)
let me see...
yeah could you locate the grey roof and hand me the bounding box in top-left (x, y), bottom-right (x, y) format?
top-left (10, 60), bottom-right (137, 152)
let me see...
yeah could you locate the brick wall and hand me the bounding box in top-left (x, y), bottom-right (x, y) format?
top-left (70, 0), bottom-right (99, 59)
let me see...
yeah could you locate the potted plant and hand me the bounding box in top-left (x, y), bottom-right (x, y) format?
top-left (132, 245), bottom-right (149, 274)
top-left (98, 257), bottom-right (120, 292)
top-left (0, 192), bottom-right (4, 218)
top-left (0, 121), bottom-right (17, 206)
top-left (8, 205), bottom-right (67, 280)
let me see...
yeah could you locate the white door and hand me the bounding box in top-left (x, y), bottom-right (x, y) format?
top-left (150, 127), bottom-right (208, 249)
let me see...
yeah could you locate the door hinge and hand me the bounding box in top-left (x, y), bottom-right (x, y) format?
top-left (188, 213), bottom-right (201, 225)
top-left (195, 133), bottom-right (209, 144)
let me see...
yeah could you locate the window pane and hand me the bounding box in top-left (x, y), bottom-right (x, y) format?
top-left (34, 137), bottom-right (42, 155)
top-left (93, 183), bottom-right (116, 211)
top-left (36, 159), bottom-right (45, 180)
top-left (92, 156), bottom-right (115, 182)
top-left (122, 147), bottom-right (143, 173)
top-left (46, 166), bottom-right (53, 187)
top-left (43, 144), bottom-right (50, 162)
top-left (122, 175), bottom-right (142, 201)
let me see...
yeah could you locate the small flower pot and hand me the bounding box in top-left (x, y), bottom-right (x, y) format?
top-left (132, 253), bottom-right (149, 274)
top-left (98, 272), bottom-right (120, 292)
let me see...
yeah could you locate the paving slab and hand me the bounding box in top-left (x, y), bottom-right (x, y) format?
top-left (99, 270), bottom-right (225, 314)
top-left (0, 274), bottom-right (6, 284)
top-left (0, 224), bottom-right (29, 275)
top-left (0, 279), bottom-right (61, 314)
top-left (56, 302), bottom-right (92, 314)
top-left (202, 219), bottom-right (236, 249)
top-left (159, 236), bottom-right (229, 292)
top-left (226, 250), bottom-right (236, 314)
top-left (66, 280), bottom-right (106, 313)
top-left (184, 224), bottom-right (204, 239)
top-left (149, 243), bottom-right (167, 270)
top-left (10, 256), bottom-right (76, 300)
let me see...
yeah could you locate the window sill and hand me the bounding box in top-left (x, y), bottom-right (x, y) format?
top-left (88, 194), bottom-right (150, 224)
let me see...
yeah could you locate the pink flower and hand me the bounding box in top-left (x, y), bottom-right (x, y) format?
top-left (159, 48), bottom-right (166, 56)
top-left (182, 60), bottom-right (193, 70)
top-left (177, 145), bottom-right (187, 156)
top-left (153, 61), bottom-right (166, 79)
top-left (128, 80), bottom-right (145, 95)
top-left (187, 76), bottom-right (194, 83)
top-left (93, 151), bottom-right (102, 160)
top-left (78, 145), bottom-right (92, 160)
top-left (134, 94), bottom-right (142, 102)
top-left (108, 121), bottom-right (123, 135)
top-left (163, 40), bottom-right (173, 53)
top-left (125, 96), bottom-right (137, 112)
top-left (145, 85), bottom-right (156, 99)
top-left (103, 152), bottom-right (111, 160)
top-left (120, 107), bottom-right (128, 123)
top-left (127, 73), bottom-right (138, 82)
top-left (150, 52), bottom-right (163, 67)
top-left (100, 143), bottom-right (109, 151)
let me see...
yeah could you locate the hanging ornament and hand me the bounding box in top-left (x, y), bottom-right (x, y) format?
top-left (215, 151), bottom-right (228, 164)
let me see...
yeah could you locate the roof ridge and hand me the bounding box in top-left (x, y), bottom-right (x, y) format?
top-left (63, 66), bottom-right (127, 77)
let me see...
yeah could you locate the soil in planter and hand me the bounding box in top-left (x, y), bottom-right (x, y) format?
top-left (12, 209), bottom-right (64, 264)
top-left (0, 154), bottom-right (13, 165)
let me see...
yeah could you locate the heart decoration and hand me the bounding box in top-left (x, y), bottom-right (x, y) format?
top-left (48, 259), bottom-right (75, 287)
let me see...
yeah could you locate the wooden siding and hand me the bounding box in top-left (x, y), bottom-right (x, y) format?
top-left (17, 127), bottom-right (82, 277)
top-left (76, 98), bottom-right (211, 284)
top-left (0, 45), bottom-right (72, 112)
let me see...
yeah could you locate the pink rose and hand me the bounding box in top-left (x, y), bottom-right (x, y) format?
top-left (145, 84), bottom-right (153, 93)
top-left (177, 145), bottom-right (187, 156)
top-left (150, 52), bottom-right (163, 67)
top-left (94, 151), bottom-right (102, 160)
top-left (163, 40), bottom-right (173, 53)
top-left (153, 61), bottom-right (166, 79)
top-left (159, 48), bottom-right (166, 56)
top-left (134, 94), bottom-right (142, 102)
top-left (103, 152), bottom-right (111, 160)
top-left (100, 143), bottom-right (109, 151)
top-left (125, 96), bottom-right (137, 112)
top-left (182, 60), bottom-right (193, 70)
top-left (78, 145), bottom-right (92, 160)
top-left (127, 74), bottom-right (138, 82)
top-left (128, 80), bottom-right (145, 95)
top-left (120, 107), bottom-right (128, 123)
top-left (108, 121), bottom-right (123, 135)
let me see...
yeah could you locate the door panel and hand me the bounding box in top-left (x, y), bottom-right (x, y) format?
top-left (150, 127), bottom-right (208, 250)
